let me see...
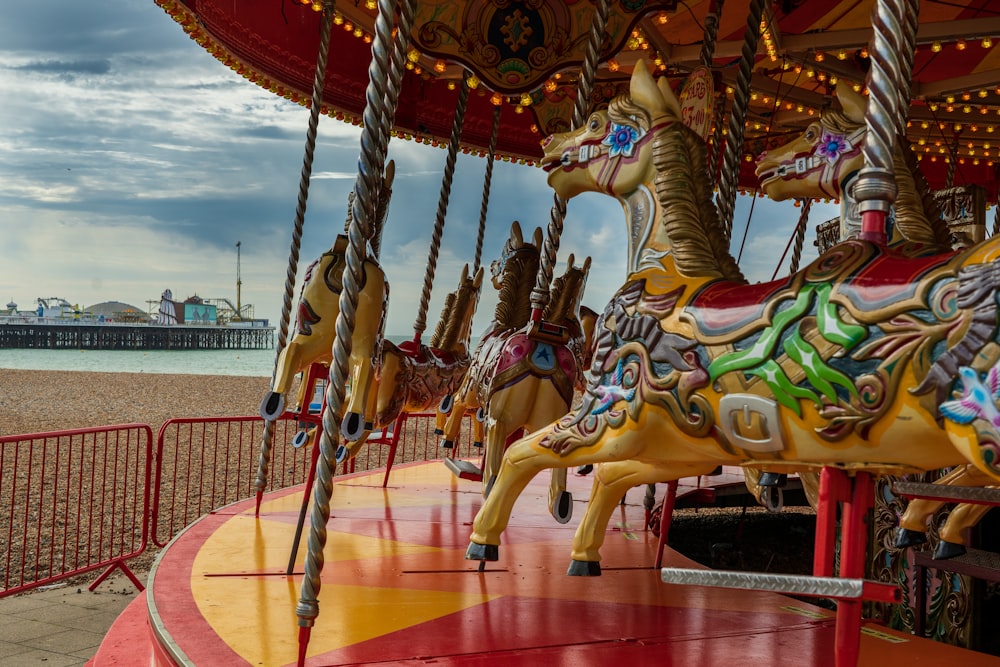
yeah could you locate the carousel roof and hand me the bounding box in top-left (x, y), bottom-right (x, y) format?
top-left (154, 0), bottom-right (1000, 198)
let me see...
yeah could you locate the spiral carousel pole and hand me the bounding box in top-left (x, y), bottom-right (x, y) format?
top-left (855, 0), bottom-right (912, 246)
top-left (529, 0), bottom-right (611, 321)
top-left (411, 74), bottom-right (471, 344)
top-left (295, 0), bottom-right (407, 662)
top-left (700, 0), bottom-right (725, 186)
top-left (253, 2), bottom-right (335, 515)
top-left (474, 107), bottom-right (502, 276)
top-left (787, 199), bottom-right (812, 275)
top-left (717, 0), bottom-right (766, 242)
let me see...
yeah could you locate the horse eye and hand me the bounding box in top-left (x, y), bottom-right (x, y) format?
top-left (589, 116), bottom-right (601, 131)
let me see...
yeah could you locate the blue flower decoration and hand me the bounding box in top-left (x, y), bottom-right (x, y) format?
top-left (602, 123), bottom-right (641, 158)
top-left (816, 131), bottom-right (851, 164)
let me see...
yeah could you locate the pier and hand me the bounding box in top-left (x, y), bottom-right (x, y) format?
top-left (0, 322), bottom-right (274, 350)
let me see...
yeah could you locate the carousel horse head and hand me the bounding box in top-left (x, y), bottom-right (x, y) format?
top-left (755, 82), bottom-right (867, 202)
top-left (491, 220), bottom-right (543, 330)
top-left (429, 263), bottom-right (485, 354)
top-left (542, 62), bottom-right (680, 201)
top-left (543, 254), bottom-right (592, 324)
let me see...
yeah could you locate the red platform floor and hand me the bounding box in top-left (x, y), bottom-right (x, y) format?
top-left (91, 461), bottom-right (1000, 666)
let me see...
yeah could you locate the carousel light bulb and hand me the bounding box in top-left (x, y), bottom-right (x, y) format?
top-left (608, 59), bottom-right (620, 72)
top-left (363, 34), bottom-right (372, 43)
top-left (353, 27), bottom-right (363, 37)
top-left (983, 106), bottom-right (991, 115)
top-left (490, 92), bottom-right (503, 105)
top-left (343, 21), bottom-right (352, 31)
top-left (657, 12), bottom-right (669, 24)
top-left (929, 102), bottom-right (938, 111)
top-left (407, 48), bottom-right (421, 63)
top-left (957, 39), bottom-right (967, 50)
top-left (520, 92), bottom-right (532, 106)
top-left (980, 89), bottom-right (990, 98)
top-left (964, 105), bottom-right (972, 113)
top-left (515, 105), bottom-right (524, 114)
top-left (946, 95), bottom-right (955, 104)
top-left (931, 41), bottom-right (942, 52)
top-left (860, 46), bottom-right (869, 58)
top-left (815, 51), bottom-right (824, 62)
top-left (544, 79), bottom-right (557, 93)
top-left (837, 49), bottom-right (847, 60)
top-left (829, 76), bottom-right (838, 85)
top-left (962, 92), bottom-right (972, 101)
top-left (972, 124), bottom-right (980, 132)
top-left (434, 59), bottom-right (446, 73)
top-left (796, 104), bottom-right (804, 113)
top-left (310, 1), bottom-right (322, 10)
top-left (365, 0), bottom-right (376, 8)
top-left (793, 64), bottom-right (802, 73)
top-left (466, 74), bottom-right (480, 89)
top-left (852, 83), bottom-right (862, 92)
top-left (918, 137), bottom-right (926, 145)
top-left (333, 13), bottom-right (344, 25)
top-left (447, 81), bottom-right (456, 90)
top-left (806, 69), bottom-right (815, 78)
top-left (946, 104), bottom-right (954, 112)
top-left (956, 123), bottom-right (963, 131)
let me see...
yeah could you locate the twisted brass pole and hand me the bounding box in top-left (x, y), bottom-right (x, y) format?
top-left (474, 107), bottom-right (502, 276)
top-left (411, 75), bottom-right (471, 342)
top-left (700, 0), bottom-right (724, 187)
top-left (788, 199), bottom-right (812, 275)
top-left (717, 0), bottom-right (766, 242)
top-left (253, 3), bottom-right (334, 511)
top-left (529, 0), bottom-right (611, 319)
top-left (855, 0), bottom-right (909, 244)
top-left (295, 0), bottom-right (398, 653)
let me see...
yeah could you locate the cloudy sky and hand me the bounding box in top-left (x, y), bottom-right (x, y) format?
top-left (0, 1), bottom-right (834, 339)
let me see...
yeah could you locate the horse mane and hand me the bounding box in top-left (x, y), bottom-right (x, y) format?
top-left (543, 268), bottom-right (581, 322)
top-left (428, 292), bottom-right (455, 348)
top-left (630, 90), bottom-right (744, 282)
top-left (494, 247), bottom-right (540, 330)
top-left (819, 110), bottom-right (951, 250)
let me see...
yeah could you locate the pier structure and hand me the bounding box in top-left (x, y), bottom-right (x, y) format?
top-left (0, 322), bottom-right (274, 350)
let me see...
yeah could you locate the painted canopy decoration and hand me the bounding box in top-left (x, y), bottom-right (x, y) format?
top-left (154, 0), bottom-right (1000, 196)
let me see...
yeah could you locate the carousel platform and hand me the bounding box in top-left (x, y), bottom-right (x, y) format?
top-left (91, 461), bottom-right (1000, 666)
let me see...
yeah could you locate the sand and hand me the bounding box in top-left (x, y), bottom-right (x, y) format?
top-left (0, 369), bottom-right (276, 437)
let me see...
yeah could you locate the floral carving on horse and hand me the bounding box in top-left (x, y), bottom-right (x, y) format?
top-left (439, 221), bottom-right (592, 522)
top-left (464, 61), bottom-right (1000, 576)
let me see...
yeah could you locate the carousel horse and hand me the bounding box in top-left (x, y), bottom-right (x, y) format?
top-left (439, 222), bottom-right (593, 523)
top-left (258, 235), bottom-right (388, 423)
top-left (759, 81), bottom-right (993, 557)
top-left (464, 61), bottom-right (1000, 576)
top-left (337, 264), bottom-right (484, 461)
top-left (259, 163), bottom-right (395, 424)
top-left (758, 81), bottom-right (952, 251)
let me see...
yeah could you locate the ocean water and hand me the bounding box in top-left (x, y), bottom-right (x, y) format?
top-left (0, 335), bottom-right (422, 377)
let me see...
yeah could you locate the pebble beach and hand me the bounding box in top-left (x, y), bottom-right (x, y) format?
top-left (0, 368), bottom-right (276, 437)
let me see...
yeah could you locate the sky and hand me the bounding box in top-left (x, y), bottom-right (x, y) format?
top-left (0, 1), bottom-right (836, 339)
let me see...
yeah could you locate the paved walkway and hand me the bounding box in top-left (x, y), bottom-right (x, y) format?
top-left (0, 575), bottom-right (142, 666)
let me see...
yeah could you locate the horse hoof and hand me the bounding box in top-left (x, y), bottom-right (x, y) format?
top-left (473, 441), bottom-right (483, 448)
top-left (291, 430), bottom-right (311, 449)
top-left (434, 428), bottom-right (444, 436)
top-left (763, 486), bottom-right (784, 513)
top-left (466, 542), bottom-right (499, 562)
top-left (576, 464), bottom-right (593, 476)
top-left (894, 528), bottom-right (928, 549)
top-left (551, 491), bottom-right (573, 524)
top-left (933, 540), bottom-right (967, 560)
top-left (335, 445), bottom-right (349, 464)
top-left (259, 392), bottom-right (284, 421)
top-left (441, 439), bottom-right (454, 449)
top-left (567, 560), bottom-right (601, 576)
top-left (340, 412), bottom-right (366, 441)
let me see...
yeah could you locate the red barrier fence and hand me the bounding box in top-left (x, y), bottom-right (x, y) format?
top-left (0, 424), bottom-right (153, 598)
top-left (1, 411), bottom-right (477, 598)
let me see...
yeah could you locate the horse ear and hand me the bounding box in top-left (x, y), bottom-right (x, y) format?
top-left (837, 80), bottom-right (866, 124)
top-left (566, 253), bottom-right (575, 269)
top-left (582, 256), bottom-right (592, 273)
top-left (631, 60), bottom-right (668, 114)
top-left (657, 75), bottom-right (683, 120)
top-left (473, 266), bottom-right (484, 288)
top-left (533, 226), bottom-right (543, 249)
top-left (460, 263), bottom-right (469, 283)
top-left (511, 220), bottom-right (523, 244)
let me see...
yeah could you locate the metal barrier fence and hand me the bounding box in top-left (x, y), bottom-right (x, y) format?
top-left (0, 411), bottom-right (478, 598)
top-left (0, 424), bottom-right (153, 598)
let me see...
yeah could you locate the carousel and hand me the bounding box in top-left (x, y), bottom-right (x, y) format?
top-left (92, 1), bottom-right (1000, 665)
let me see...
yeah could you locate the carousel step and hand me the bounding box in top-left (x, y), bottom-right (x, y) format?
top-left (443, 458), bottom-right (483, 481)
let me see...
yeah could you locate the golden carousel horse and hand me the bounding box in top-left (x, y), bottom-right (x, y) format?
top-left (258, 234), bottom-right (388, 423)
top-left (465, 61), bottom-right (1000, 576)
top-left (758, 81), bottom-right (992, 559)
top-left (336, 264), bottom-right (484, 461)
top-left (259, 163), bottom-right (395, 425)
top-left (439, 221), bottom-right (593, 523)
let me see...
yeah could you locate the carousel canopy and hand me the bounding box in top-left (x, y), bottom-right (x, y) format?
top-left (154, 0), bottom-right (1000, 198)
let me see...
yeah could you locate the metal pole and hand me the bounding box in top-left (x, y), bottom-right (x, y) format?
top-left (529, 0), bottom-right (611, 320)
top-left (295, 0), bottom-right (399, 660)
top-left (412, 75), bottom-right (471, 343)
top-left (253, 3), bottom-right (334, 513)
top-left (474, 107), bottom-right (502, 276)
top-left (716, 0), bottom-right (766, 242)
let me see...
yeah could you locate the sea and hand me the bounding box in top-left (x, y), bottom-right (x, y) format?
top-left (0, 336), bottom-right (418, 377)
